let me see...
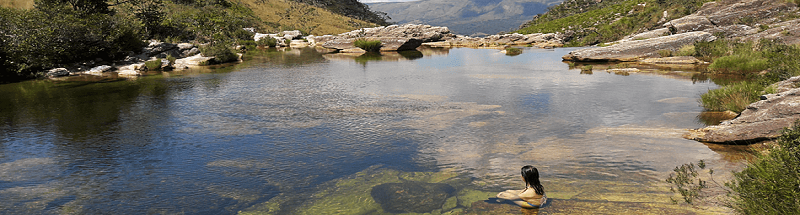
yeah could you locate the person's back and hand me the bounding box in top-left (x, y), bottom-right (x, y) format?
top-left (496, 165), bottom-right (547, 208)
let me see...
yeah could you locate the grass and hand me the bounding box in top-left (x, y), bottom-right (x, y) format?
top-left (0, 0), bottom-right (32, 9)
top-left (354, 39), bottom-right (381, 52)
top-left (708, 54), bottom-right (769, 74)
top-left (700, 81), bottom-right (774, 113)
top-left (504, 47), bottom-right (522, 56)
top-left (238, 0), bottom-right (378, 36)
top-left (726, 121), bottom-right (800, 214)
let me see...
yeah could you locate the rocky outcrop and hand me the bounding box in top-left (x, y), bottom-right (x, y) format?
top-left (563, 32), bottom-right (716, 61)
top-left (686, 85), bottom-right (800, 144)
top-left (321, 37), bottom-right (423, 52)
top-left (423, 32), bottom-right (570, 48)
top-left (567, 0), bottom-right (798, 62)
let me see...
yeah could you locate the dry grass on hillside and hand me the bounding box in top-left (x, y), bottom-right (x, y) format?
top-left (239, 0), bottom-right (378, 35)
top-left (0, 0), bottom-right (34, 9)
top-left (0, 0), bottom-right (377, 35)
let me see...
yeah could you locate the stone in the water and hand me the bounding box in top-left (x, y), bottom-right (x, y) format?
top-left (370, 182), bottom-right (455, 213)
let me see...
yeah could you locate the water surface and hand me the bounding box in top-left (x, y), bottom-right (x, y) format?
top-left (0, 47), bottom-right (745, 214)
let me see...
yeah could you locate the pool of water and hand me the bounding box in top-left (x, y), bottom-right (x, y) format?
top-left (0, 47), bottom-right (748, 214)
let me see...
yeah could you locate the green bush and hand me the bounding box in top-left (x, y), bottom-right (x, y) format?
top-left (145, 59), bottom-right (163, 71)
top-left (676, 45), bottom-right (695, 56)
top-left (200, 42), bottom-right (238, 64)
top-left (354, 39), bottom-right (382, 52)
top-left (0, 6), bottom-right (145, 79)
top-left (726, 121), bottom-right (800, 214)
top-left (700, 81), bottom-right (774, 113)
top-left (256, 37), bottom-right (278, 47)
top-left (504, 47), bottom-right (522, 56)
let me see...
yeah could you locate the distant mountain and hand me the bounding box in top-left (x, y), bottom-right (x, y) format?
top-left (368, 0), bottom-right (563, 36)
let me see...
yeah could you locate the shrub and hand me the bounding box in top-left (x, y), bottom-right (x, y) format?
top-left (1, 6), bottom-right (145, 79)
top-left (581, 65), bottom-right (593, 71)
top-left (676, 45), bottom-right (695, 56)
top-left (166, 55), bottom-right (177, 66)
top-left (505, 47), bottom-right (522, 56)
top-left (354, 39), bottom-right (382, 52)
top-left (145, 59), bottom-right (163, 71)
top-left (658, 49), bottom-right (673, 57)
top-left (256, 37), bottom-right (278, 47)
top-left (700, 81), bottom-right (773, 113)
top-left (726, 121), bottom-right (800, 214)
top-left (201, 42), bottom-right (238, 64)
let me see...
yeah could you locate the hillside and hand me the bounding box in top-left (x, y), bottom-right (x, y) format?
top-left (369, 0), bottom-right (562, 36)
top-left (516, 0), bottom-right (713, 46)
top-left (240, 0), bottom-right (380, 35)
top-left (0, 0), bottom-right (382, 35)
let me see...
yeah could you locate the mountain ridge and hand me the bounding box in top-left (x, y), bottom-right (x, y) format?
top-left (368, 0), bottom-right (562, 36)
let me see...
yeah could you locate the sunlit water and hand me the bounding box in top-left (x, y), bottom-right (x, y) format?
top-left (1, 47), bottom-right (748, 214)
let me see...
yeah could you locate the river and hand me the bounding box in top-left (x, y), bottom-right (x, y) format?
top-left (0, 47), bottom-right (749, 214)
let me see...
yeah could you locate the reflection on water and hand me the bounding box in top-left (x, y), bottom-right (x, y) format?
top-left (0, 47), bottom-right (750, 214)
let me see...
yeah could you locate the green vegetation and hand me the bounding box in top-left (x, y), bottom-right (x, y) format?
top-left (256, 37), bottom-right (278, 47)
top-left (354, 39), bottom-right (382, 52)
top-left (658, 49), bottom-right (673, 57)
top-left (200, 41), bottom-right (239, 64)
top-left (668, 121), bottom-right (800, 213)
top-left (726, 121), bottom-right (800, 214)
top-left (695, 39), bottom-right (800, 113)
top-left (517, 0), bottom-right (713, 46)
top-left (504, 47), bottom-right (522, 56)
top-left (676, 45), bottom-right (695, 56)
top-left (666, 160), bottom-right (708, 204)
top-left (700, 82), bottom-right (774, 113)
top-left (145, 59), bottom-right (164, 71)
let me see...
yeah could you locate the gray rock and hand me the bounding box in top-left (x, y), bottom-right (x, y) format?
top-left (686, 87), bottom-right (800, 144)
top-left (562, 31), bottom-right (716, 62)
top-left (638, 56), bottom-right (705, 64)
top-left (88, 65), bottom-right (113, 73)
top-left (46, 68), bottom-right (70, 77)
top-left (321, 37), bottom-right (422, 52)
top-left (281, 30), bottom-right (303, 40)
top-left (627, 28), bottom-right (671, 41)
top-left (177, 43), bottom-right (194, 50)
top-left (182, 47), bottom-right (200, 58)
top-left (664, 15), bottom-right (715, 34)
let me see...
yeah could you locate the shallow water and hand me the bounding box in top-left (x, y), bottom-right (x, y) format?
top-left (1, 47), bottom-right (748, 214)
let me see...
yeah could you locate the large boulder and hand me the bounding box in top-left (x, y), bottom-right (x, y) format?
top-left (664, 15), bottom-right (715, 34)
top-left (46, 68), bottom-right (70, 77)
top-left (562, 31), bottom-right (716, 61)
top-left (686, 86), bottom-right (800, 144)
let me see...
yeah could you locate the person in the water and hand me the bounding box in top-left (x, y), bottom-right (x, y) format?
top-left (496, 165), bottom-right (547, 208)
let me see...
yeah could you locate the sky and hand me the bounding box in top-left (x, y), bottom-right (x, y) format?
top-left (358, 0), bottom-right (418, 3)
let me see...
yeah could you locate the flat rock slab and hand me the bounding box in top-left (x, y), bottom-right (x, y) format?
top-left (562, 32), bottom-right (716, 62)
top-left (686, 87), bottom-right (800, 144)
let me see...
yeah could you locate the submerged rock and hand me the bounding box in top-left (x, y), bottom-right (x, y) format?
top-left (371, 182), bottom-right (455, 213)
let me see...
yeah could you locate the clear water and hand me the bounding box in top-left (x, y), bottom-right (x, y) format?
top-left (0, 47), bottom-right (747, 214)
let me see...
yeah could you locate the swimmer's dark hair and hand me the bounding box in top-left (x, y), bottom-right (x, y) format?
top-left (521, 165), bottom-right (544, 195)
